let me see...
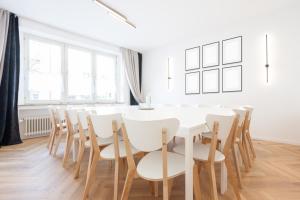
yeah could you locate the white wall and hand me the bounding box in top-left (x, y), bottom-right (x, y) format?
top-left (142, 7), bottom-right (300, 145)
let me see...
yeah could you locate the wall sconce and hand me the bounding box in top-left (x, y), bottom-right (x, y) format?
top-left (265, 34), bottom-right (270, 83)
top-left (167, 57), bottom-right (174, 91)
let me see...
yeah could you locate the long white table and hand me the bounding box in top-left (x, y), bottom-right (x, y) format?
top-left (73, 105), bottom-right (235, 200)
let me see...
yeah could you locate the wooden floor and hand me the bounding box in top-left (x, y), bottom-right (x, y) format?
top-left (0, 137), bottom-right (300, 200)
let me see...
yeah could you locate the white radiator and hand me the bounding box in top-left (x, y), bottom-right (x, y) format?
top-left (19, 115), bottom-right (52, 138)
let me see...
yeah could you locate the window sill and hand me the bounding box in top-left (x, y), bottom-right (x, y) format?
top-left (18, 102), bottom-right (127, 110)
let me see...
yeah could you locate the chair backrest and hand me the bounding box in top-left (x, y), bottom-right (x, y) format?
top-left (243, 106), bottom-right (254, 130)
top-left (77, 111), bottom-right (89, 130)
top-left (232, 108), bottom-right (247, 139)
top-left (206, 114), bottom-right (236, 142)
top-left (66, 109), bottom-right (79, 126)
top-left (48, 108), bottom-right (57, 130)
top-left (243, 106), bottom-right (254, 120)
top-left (122, 118), bottom-right (179, 152)
top-left (90, 113), bottom-right (122, 139)
top-left (232, 108), bottom-right (247, 127)
top-left (56, 108), bottom-right (65, 121)
top-left (223, 115), bottom-right (239, 156)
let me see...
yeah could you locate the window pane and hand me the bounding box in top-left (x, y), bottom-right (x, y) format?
top-left (67, 48), bottom-right (92, 100)
top-left (95, 54), bottom-right (116, 101)
top-left (28, 39), bottom-right (62, 101)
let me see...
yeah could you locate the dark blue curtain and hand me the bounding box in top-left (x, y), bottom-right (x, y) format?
top-left (130, 53), bottom-right (142, 105)
top-left (0, 13), bottom-right (22, 146)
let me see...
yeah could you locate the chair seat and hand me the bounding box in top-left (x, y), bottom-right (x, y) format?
top-left (173, 143), bottom-right (225, 162)
top-left (100, 140), bottom-right (139, 159)
top-left (137, 151), bottom-right (186, 181)
top-left (85, 137), bottom-right (117, 148)
top-left (201, 131), bottom-right (212, 139)
top-left (74, 129), bottom-right (89, 140)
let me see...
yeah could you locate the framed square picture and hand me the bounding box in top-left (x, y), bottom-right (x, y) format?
top-left (222, 65), bottom-right (242, 92)
top-left (185, 71), bottom-right (200, 95)
top-left (222, 36), bottom-right (242, 65)
top-left (202, 42), bottom-right (220, 68)
top-left (185, 47), bottom-right (200, 71)
top-left (202, 69), bottom-right (219, 94)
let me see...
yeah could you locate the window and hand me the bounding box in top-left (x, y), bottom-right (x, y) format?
top-left (24, 34), bottom-right (123, 104)
top-left (67, 47), bottom-right (92, 101)
top-left (27, 39), bottom-right (63, 101)
top-left (95, 54), bottom-right (117, 101)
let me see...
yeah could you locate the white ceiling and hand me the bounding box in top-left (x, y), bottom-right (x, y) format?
top-left (0, 0), bottom-right (298, 51)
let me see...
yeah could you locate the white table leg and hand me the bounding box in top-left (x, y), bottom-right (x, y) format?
top-left (72, 138), bottom-right (79, 162)
top-left (220, 161), bottom-right (227, 194)
top-left (185, 134), bottom-right (194, 200)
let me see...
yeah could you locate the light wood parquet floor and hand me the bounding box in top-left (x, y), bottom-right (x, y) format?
top-left (0, 137), bottom-right (300, 200)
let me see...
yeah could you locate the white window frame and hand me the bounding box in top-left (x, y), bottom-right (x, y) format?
top-left (23, 33), bottom-right (121, 105)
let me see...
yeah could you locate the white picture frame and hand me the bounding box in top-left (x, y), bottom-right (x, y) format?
top-left (222, 36), bottom-right (242, 65)
top-left (202, 42), bottom-right (220, 68)
top-left (185, 47), bottom-right (200, 71)
top-left (202, 69), bottom-right (219, 94)
top-left (222, 65), bottom-right (242, 92)
top-left (185, 71), bottom-right (200, 94)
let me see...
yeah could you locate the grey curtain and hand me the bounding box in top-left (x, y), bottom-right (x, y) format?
top-left (0, 9), bottom-right (9, 83)
top-left (0, 12), bottom-right (22, 146)
top-left (121, 48), bottom-right (144, 104)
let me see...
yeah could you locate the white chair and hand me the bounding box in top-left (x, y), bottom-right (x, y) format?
top-left (74, 111), bottom-right (117, 178)
top-left (231, 108), bottom-right (249, 188)
top-left (120, 117), bottom-right (201, 200)
top-left (173, 114), bottom-right (241, 200)
top-left (243, 106), bottom-right (256, 164)
top-left (62, 109), bottom-right (82, 166)
top-left (52, 108), bottom-right (68, 156)
top-left (83, 113), bottom-right (140, 200)
top-left (48, 108), bottom-right (63, 155)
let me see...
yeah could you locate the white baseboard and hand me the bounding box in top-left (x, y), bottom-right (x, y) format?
top-left (253, 136), bottom-right (300, 146)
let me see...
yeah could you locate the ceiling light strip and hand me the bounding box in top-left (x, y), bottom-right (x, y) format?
top-left (94, 0), bottom-right (136, 28)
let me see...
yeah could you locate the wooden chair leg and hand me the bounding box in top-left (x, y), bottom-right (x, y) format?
top-left (232, 145), bottom-right (242, 189)
top-left (246, 131), bottom-right (256, 159)
top-left (225, 157), bottom-right (241, 200)
top-left (207, 164), bottom-right (218, 200)
top-left (148, 181), bottom-right (160, 197)
top-left (47, 129), bottom-right (54, 149)
top-left (109, 160), bottom-right (113, 168)
top-left (113, 158), bottom-right (120, 200)
top-left (48, 129), bottom-right (56, 155)
top-left (62, 135), bottom-right (73, 167)
top-left (168, 179), bottom-right (174, 198)
top-left (238, 142), bottom-right (249, 172)
top-left (154, 181), bottom-right (159, 197)
top-left (120, 170), bottom-right (135, 200)
top-left (74, 141), bottom-right (85, 179)
top-left (83, 153), bottom-right (99, 200)
top-left (243, 137), bottom-right (252, 168)
top-left (163, 177), bottom-right (169, 200)
top-left (193, 164), bottom-right (201, 200)
top-left (53, 132), bottom-right (63, 156)
top-left (148, 181), bottom-right (155, 196)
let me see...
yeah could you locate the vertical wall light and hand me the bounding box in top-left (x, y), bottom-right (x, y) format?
top-left (265, 34), bottom-right (270, 83)
top-left (167, 57), bottom-right (174, 91)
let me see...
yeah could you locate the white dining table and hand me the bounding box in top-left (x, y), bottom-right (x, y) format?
top-left (73, 105), bottom-right (235, 200)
